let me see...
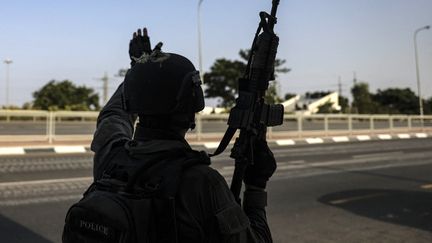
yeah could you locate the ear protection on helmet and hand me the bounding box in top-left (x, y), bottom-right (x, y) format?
top-left (176, 70), bottom-right (205, 113)
top-left (191, 72), bottom-right (205, 112)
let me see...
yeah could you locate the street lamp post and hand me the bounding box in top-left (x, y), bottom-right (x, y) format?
top-left (413, 25), bottom-right (430, 117)
top-left (3, 59), bottom-right (13, 108)
top-left (197, 0), bottom-right (204, 82)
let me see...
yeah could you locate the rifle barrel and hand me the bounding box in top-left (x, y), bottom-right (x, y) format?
top-left (269, 0), bottom-right (280, 30)
top-left (271, 0), bottom-right (280, 17)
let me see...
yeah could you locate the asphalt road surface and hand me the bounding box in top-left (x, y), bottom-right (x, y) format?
top-left (0, 138), bottom-right (431, 242)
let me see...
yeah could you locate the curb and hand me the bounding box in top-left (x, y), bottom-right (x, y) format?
top-left (0, 133), bottom-right (430, 156)
top-left (196, 132), bottom-right (431, 149)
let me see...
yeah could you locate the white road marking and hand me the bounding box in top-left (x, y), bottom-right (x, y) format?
top-left (0, 147), bottom-right (25, 155)
top-left (306, 138), bottom-right (324, 144)
top-left (0, 195), bottom-right (82, 206)
top-left (2, 149), bottom-right (430, 206)
top-left (421, 184), bottom-right (432, 189)
top-left (378, 134), bottom-right (392, 140)
top-left (276, 151), bottom-right (412, 171)
top-left (276, 139), bottom-right (295, 146)
top-left (210, 155), bottom-right (232, 162)
top-left (357, 135), bottom-right (371, 141)
top-left (397, 134), bottom-right (410, 139)
top-left (54, 146), bottom-right (86, 154)
top-left (416, 133), bottom-right (428, 138)
top-left (287, 160), bottom-right (305, 165)
top-left (332, 136), bottom-right (349, 142)
top-left (222, 165), bottom-right (235, 171)
top-left (0, 177), bottom-right (92, 187)
top-left (204, 142), bottom-right (220, 149)
top-left (352, 151), bottom-right (404, 159)
top-left (219, 170), bottom-right (233, 177)
top-left (222, 161), bottom-right (305, 172)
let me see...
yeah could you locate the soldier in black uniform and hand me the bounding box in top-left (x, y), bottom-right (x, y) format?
top-left (91, 28), bottom-right (276, 242)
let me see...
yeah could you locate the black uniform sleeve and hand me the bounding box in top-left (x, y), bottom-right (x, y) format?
top-left (91, 83), bottom-right (136, 179)
top-left (207, 170), bottom-right (272, 243)
top-left (242, 190), bottom-right (272, 242)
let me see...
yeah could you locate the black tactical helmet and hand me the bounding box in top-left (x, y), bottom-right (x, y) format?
top-left (122, 53), bottom-right (205, 129)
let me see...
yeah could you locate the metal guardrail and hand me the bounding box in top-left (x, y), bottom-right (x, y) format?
top-left (0, 110), bottom-right (431, 143)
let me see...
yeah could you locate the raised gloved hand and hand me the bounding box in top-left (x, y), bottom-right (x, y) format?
top-left (129, 28), bottom-right (152, 67)
top-left (243, 138), bottom-right (277, 189)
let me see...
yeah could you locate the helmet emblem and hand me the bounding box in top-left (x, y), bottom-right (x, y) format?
top-left (132, 51), bottom-right (171, 64)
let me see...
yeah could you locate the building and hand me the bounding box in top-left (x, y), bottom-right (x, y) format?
top-left (283, 92), bottom-right (341, 115)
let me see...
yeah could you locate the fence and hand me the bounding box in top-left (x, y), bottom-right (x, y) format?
top-left (0, 110), bottom-right (431, 143)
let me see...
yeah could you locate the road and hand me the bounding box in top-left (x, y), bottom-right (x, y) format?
top-left (0, 138), bottom-right (431, 242)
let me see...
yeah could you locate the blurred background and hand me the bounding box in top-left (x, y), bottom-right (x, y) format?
top-left (0, 1), bottom-right (432, 242)
top-left (1, 0), bottom-right (431, 111)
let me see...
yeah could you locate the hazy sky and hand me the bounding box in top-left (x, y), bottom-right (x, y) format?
top-left (1, 0), bottom-right (431, 106)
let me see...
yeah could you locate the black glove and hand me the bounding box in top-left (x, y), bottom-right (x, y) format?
top-left (243, 139), bottom-right (276, 189)
top-left (129, 28), bottom-right (152, 67)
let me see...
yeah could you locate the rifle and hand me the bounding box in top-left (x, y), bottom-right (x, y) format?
top-left (210, 0), bottom-right (284, 202)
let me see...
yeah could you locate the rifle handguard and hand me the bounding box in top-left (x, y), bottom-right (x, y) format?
top-left (261, 104), bottom-right (284, 127)
top-left (250, 33), bottom-right (279, 90)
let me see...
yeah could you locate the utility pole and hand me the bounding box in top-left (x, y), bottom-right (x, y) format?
top-left (338, 76), bottom-right (342, 97)
top-left (95, 72), bottom-right (112, 106)
top-left (197, 0), bottom-right (204, 82)
top-left (102, 72), bottom-right (109, 105)
top-left (3, 59), bottom-right (13, 108)
top-left (413, 25), bottom-right (430, 117)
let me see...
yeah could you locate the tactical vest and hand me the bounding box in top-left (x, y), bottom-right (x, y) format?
top-left (62, 148), bottom-right (210, 243)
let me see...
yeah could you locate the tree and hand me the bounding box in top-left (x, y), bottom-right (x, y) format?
top-left (284, 93), bottom-right (297, 100)
top-left (22, 102), bottom-right (33, 110)
top-left (117, 68), bottom-right (128, 77)
top-left (350, 84), bottom-right (432, 115)
top-left (338, 96), bottom-right (350, 113)
top-left (32, 80), bottom-right (100, 111)
top-left (351, 82), bottom-right (378, 114)
top-left (317, 101), bottom-right (336, 114)
top-left (1, 105), bottom-right (21, 110)
top-left (425, 97), bottom-right (432, 115)
top-left (204, 49), bottom-right (289, 108)
top-left (203, 59), bottom-right (245, 107)
top-left (305, 91), bottom-right (331, 99)
top-left (372, 88), bottom-right (419, 114)
top-left (264, 82), bottom-right (284, 104)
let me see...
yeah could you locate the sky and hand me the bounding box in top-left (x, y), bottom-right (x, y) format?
top-left (0, 0), bottom-right (431, 107)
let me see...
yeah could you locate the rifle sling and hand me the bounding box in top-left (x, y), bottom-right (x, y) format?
top-left (209, 126), bottom-right (237, 157)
